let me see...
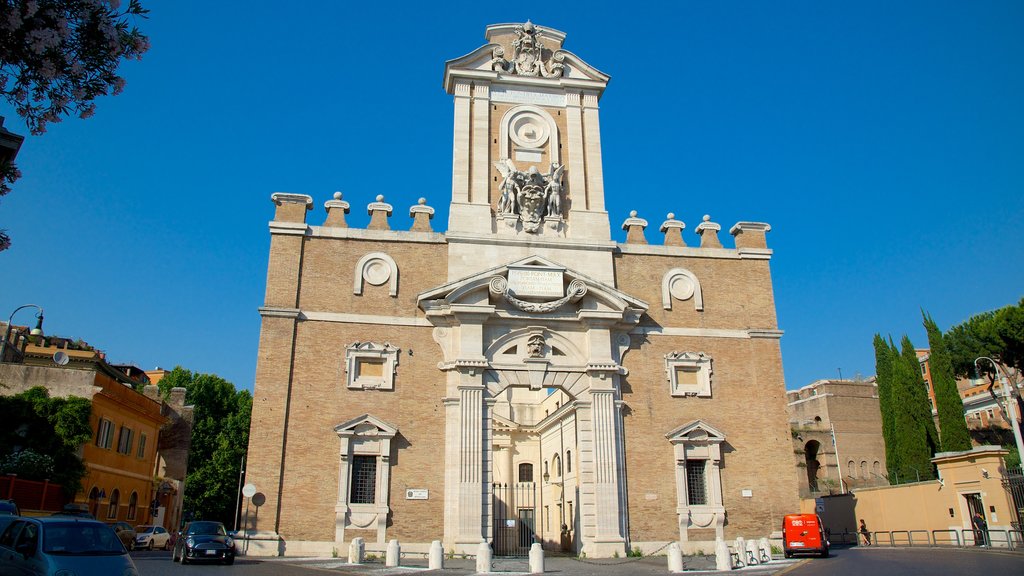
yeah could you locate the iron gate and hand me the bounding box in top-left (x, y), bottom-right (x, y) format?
top-left (1003, 466), bottom-right (1024, 531)
top-left (492, 482), bottom-right (537, 557)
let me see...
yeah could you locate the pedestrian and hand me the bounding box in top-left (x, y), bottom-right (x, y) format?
top-left (972, 512), bottom-right (989, 547)
top-left (859, 519), bottom-right (871, 546)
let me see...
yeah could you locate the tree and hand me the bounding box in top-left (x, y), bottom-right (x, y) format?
top-left (894, 335), bottom-right (939, 481)
top-left (923, 311), bottom-right (972, 452)
top-left (0, 0), bottom-right (150, 135)
top-left (157, 367), bottom-right (251, 527)
top-left (0, 386), bottom-right (92, 495)
top-left (873, 334), bottom-right (899, 476)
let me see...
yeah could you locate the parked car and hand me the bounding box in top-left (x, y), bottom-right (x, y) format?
top-left (51, 503), bottom-right (95, 519)
top-left (110, 521), bottom-right (136, 551)
top-left (172, 520), bottom-right (235, 565)
top-left (134, 524), bottom-right (171, 550)
top-left (0, 499), bottom-right (19, 516)
top-left (782, 513), bottom-right (829, 558)
top-left (0, 516), bottom-right (139, 575)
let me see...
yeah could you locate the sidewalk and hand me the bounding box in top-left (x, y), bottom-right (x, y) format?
top-left (270, 554), bottom-right (803, 575)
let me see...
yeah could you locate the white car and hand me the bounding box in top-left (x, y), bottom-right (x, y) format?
top-left (133, 525), bottom-right (171, 550)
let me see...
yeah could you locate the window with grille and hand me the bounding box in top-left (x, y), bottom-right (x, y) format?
top-left (350, 455), bottom-right (377, 504)
top-left (686, 460), bottom-right (707, 505)
top-left (518, 463), bottom-right (534, 483)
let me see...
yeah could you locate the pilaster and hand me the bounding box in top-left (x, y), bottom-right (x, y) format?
top-left (451, 81), bottom-right (471, 204)
top-left (581, 92), bottom-right (605, 211)
top-left (471, 83), bottom-right (491, 205)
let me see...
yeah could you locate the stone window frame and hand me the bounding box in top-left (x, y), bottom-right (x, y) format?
top-left (664, 351), bottom-right (713, 398)
top-left (665, 420), bottom-right (727, 542)
top-left (334, 414), bottom-right (398, 544)
top-left (345, 342), bottom-right (400, 391)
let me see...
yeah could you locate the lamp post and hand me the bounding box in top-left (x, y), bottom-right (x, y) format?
top-left (975, 356), bottom-right (1024, 464)
top-left (0, 304), bottom-right (44, 362)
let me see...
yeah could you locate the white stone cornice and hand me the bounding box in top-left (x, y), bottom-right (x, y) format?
top-left (631, 326), bottom-right (782, 340)
top-left (615, 244), bottom-right (741, 259)
top-left (259, 307), bottom-right (302, 319)
top-left (268, 221), bottom-right (309, 236)
top-left (86, 462), bottom-right (153, 482)
top-left (729, 222), bottom-right (772, 235)
top-left (299, 311), bottom-right (430, 327)
top-left (446, 232), bottom-right (616, 252)
top-left (307, 226), bottom-right (446, 243)
top-left (737, 248), bottom-right (774, 260)
top-left (271, 193), bottom-right (313, 207)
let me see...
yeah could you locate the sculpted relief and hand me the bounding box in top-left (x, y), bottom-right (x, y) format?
top-left (495, 158), bottom-right (564, 233)
top-left (490, 20), bottom-right (565, 78)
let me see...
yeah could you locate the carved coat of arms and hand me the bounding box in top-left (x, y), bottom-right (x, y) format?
top-left (495, 159), bottom-right (564, 233)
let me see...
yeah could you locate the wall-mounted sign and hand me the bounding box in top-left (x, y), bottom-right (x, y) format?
top-left (508, 266), bottom-right (564, 298)
top-left (406, 489), bottom-right (428, 500)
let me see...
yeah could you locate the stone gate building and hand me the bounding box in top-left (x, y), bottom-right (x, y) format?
top-left (245, 22), bottom-right (798, 557)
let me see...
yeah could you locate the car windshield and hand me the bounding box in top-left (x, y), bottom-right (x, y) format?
top-left (43, 522), bottom-right (126, 555)
top-left (186, 522), bottom-right (226, 536)
top-left (0, 502), bottom-right (17, 514)
top-left (137, 526), bottom-right (155, 533)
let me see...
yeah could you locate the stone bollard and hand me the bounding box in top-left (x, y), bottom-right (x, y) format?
top-left (476, 541), bottom-right (492, 573)
top-left (734, 537), bottom-right (747, 567)
top-left (759, 538), bottom-right (772, 563)
top-left (386, 539), bottom-right (400, 567)
top-left (348, 537), bottom-right (364, 564)
top-left (429, 540), bottom-right (444, 570)
top-left (529, 542), bottom-right (544, 574)
top-left (715, 538), bottom-right (732, 571)
top-left (667, 542), bottom-right (683, 573)
top-left (746, 539), bottom-right (760, 565)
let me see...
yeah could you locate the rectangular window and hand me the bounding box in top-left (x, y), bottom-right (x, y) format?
top-left (137, 434), bottom-right (147, 459)
top-left (350, 455), bottom-right (377, 504)
top-left (686, 460), bottom-right (707, 505)
top-left (96, 418), bottom-right (114, 449)
top-left (117, 427), bottom-right (134, 455)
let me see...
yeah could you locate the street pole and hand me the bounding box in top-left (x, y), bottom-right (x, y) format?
top-left (0, 304), bottom-right (44, 362)
top-left (234, 455), bottom-right (245, 531)
top-left (975, 357), bottom-right (1024, 465)
top-left (831, 423), bottom-right (846, 494)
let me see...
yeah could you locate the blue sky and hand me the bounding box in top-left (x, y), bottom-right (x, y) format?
top-left (1, 1), bottom-right (1022, 392)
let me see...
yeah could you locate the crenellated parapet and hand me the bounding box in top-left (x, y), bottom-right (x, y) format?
top-left (270, 192), bottom-right (442, 237)
top-left (619, 211), bottom-right (772, 255)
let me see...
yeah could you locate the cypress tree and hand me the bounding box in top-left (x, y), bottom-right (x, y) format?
top-left (923, 312), bottom-right (973, 452)
top-left (873, 334), bottom-right (899, 479)
top-left (896, 336), bottom-right (939, 481)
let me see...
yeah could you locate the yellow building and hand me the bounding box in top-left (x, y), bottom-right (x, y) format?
top-left (0, 328), bottom-right (188, 529)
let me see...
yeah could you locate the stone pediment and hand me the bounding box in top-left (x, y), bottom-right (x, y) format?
top-left (665, 420), bottom-right (726, 445)
top-left (444, 21), bottom-right (610, 94)
top-left (334, 414), bottom-right (398, 439)
top-left (417, 255), bottom-right (647, 318)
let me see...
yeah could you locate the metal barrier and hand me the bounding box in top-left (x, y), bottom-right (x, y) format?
top-left (830, 531), bottom-right (858, 545)
top-left (890, 531), bottom-right (911, 546)
top-left (961, 529), bottom-right (980, 547)
top-left (931, 529), bottom-right (960, 547)
top-left (908, 530), bottom-right (930, 546)
top-left (1009, 529), bottom-right (1023, 550)
top-left (873, 531), bottom-right (894, 546)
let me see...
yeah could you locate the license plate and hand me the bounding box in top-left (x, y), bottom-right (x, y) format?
top-left (790, 542), bottom-right (804, 547)
top-left (205, 550), bottom-right (217, 555)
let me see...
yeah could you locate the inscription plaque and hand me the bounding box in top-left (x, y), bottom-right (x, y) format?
top-left (508, 266), bottom-right (564, 298)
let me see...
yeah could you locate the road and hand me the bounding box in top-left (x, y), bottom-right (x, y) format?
top-left (131, 546), bottom-right (1024, 575)
top-left (782, 546), bottom-right (1024, 575)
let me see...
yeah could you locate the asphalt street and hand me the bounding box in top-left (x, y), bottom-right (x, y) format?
top-left (131, 545), bottom-right (1024, 575)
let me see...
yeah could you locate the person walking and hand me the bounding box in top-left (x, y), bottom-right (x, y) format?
top-left (859, 519), bottom-right (871, 546)
top-left (972, 512), bottom-right (989, 547)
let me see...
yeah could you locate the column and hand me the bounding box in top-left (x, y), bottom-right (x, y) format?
top-left (457, 384), bottom-right (485, 546)
top-left (471, 83), bottom-right (491, 205)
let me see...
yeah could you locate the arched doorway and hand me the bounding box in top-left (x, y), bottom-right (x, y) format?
top-left (804, 440), bottom-right (821, 492)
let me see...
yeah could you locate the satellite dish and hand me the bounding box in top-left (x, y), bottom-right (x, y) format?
top-left (53, 351), bottom-right (70, 366)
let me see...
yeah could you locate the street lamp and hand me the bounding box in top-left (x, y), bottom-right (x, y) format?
top-left (974, 356), bottom-right (1024, 465)
top-left (0, 304), bottom-right (44, 363)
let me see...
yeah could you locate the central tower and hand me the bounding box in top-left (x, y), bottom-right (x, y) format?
top-left (443, 22), bottom-right (615, 283)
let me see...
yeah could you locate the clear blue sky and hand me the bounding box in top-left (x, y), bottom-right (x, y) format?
top-left (1, 1), bottom-right (1022, 392)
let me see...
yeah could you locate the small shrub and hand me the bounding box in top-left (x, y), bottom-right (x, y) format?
top-left (612, 551), bottom-right (619, 558)
top-left (332, 547), bottom-right (338, 558)
top-left (770, 545), bottom-right (782, 555)
top-left (627, 546), bottom-right (643, 557)
top-left (365, 553), bottom-right (378, 561)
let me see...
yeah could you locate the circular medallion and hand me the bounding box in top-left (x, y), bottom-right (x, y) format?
top-left (363, 259), bottom-right (391, 286)
top-left (670, 276), bottom-right (695, 301)
top-left (509, 112), bottom-right (549, 149)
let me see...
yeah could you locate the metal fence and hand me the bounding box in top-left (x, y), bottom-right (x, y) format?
top-left (491, 482), bottom-right (537, 558)
top-left (841, 528), bottom-right (1024, 551)
top-left (1003, 465), bottom-right (1024, 531)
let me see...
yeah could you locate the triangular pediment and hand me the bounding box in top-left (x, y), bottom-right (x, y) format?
top-left (334, 414), bottom-right (398, 439)
top-left (666, 420), bottom-right (726, 444)
top-left (417, 255), bottom-right (647, 314)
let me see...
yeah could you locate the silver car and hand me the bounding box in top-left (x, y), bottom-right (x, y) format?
top-left (0, 516), bottom-right (138, 576)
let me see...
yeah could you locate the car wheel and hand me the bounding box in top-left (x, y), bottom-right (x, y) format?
top-left (148, 540), bottom-right (154, 551)
top-left (784, 551), bottom-right (792, 559)
top-left (172, 547), bottom-right (180, 562)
